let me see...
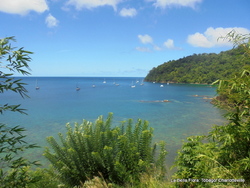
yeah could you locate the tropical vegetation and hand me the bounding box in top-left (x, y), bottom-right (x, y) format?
top-left (44, 113), bottom-right (167, 187)
top-left (1, 30), bottom-right (249, 187)
top-left (0, 37), bottom-right (40, 187)
top-left (172, 31), bottom-right (250, 187)
top-left (145, 41), bottom-right (250, 84)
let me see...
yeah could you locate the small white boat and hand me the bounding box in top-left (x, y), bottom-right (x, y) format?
top-left (113, 81), bottom-right (119, 86)
top-left (140, 80), bottom-right (144, 85)
top-left (35, 79), bottom-right (40, 90)
top-left (131, 81), bottom-right (136, 88)
top-left (160, 85), bottom-right (164, 87)
top-left (76, 82), bottom-right (80, 91)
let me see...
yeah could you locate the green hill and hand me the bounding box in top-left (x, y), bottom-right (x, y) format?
top-left (144, 46), bottom-right (250, 84)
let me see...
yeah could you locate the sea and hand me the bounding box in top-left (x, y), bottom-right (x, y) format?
top-left (1, 77), bottom-right (227, 170)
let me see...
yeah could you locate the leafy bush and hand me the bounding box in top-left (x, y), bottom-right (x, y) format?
top-left (173, 31), bottom-right (250, 188)
top-left (0, 125), bottom-right (40, 188)
top-left (44, 113), bottom-right (167, 187)
top-left (0, 36), bottom-right (40, 187)
top-left (27, 167), bottom-right (61, 188)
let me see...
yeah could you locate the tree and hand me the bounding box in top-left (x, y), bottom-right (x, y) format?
top-left (0, 36), bottom-right (32, 114)
top-left (214, 30), bottom-right (250, 117)
top-left (173, 31), bottom-right (250, 188)
top-left (210, 31), bottom-right (250, 184)
top-left (44, 113), bottom-right (167, 187)
top-left (0, 36), bottom-right (39, 187)
top-left (144, 41), bottom-right (249, 84)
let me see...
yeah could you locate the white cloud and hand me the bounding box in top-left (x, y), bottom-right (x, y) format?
top-left (164, 39), bottom-right (175, 49)
top-left (45, 14), bottom-right (59, 28)
top-left (153, 45), bottom-right (161, 51)
top-left (0, 0), bottom-right (48, 15)
top-left (119, 8), bottom-right (137, 17)
top-left (138, 34), bottom-right (153, 44)
top-left (137, 35), bottom-right (181, 52)
top-left (65, 0), bottom-right (122, 11)
top-left (137, 34), bottom-right (154, 52)
top-left (135, 47), bottom-right (151, 52)
top-left (151, 0), bottom-right (202, 9)
top-left (187, 27), bottom-right (250, 48)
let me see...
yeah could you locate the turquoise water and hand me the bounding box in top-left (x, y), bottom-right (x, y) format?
top-left (1, 77), bottom-right (226, 168)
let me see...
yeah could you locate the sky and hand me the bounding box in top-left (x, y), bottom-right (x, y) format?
top-left (0, 0), bottom-right (250, 77)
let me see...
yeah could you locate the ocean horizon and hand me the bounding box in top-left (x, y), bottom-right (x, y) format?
top-left (1, 76), bottom-right (226, 169)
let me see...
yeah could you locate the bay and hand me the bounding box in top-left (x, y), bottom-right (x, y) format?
top-left (1, 77), bottom-right (226, 168)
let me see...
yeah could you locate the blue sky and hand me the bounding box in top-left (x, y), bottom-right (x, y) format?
top-left (1, 0), bottom-right (250, 77)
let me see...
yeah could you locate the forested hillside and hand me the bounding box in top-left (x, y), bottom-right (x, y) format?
top-left (145, 46), bottom-right (250, 84)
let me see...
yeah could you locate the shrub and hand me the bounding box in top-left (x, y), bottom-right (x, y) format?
top-left (0, 36), bottom-right (40, 187)
top-left (44, 113), bottom-right (167, 187)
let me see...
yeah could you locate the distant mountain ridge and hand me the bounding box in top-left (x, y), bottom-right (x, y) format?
top-left (145, 46), bottom-right (250, 84)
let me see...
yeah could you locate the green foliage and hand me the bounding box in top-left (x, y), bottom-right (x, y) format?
top-left (44, 113), bottom-right (167, 187)
top-left (0, 36), bottom-right (40, 187)
top-left (145, 46), bottom-right (249, 84)
top-left (173, 31), bottom-right (250, 188)
top-left (213, 66), bottom-right (250, 118)
top-left (173, 135), bottom-right (247, 188)
top-left (27, 167), bottom-right (61, 188)
top-left (213, 31), bottom-right (250, 120)
top-left (0, 36), bottom-right (33, 114)
top-left (174, 136), bottom-right (209, 177)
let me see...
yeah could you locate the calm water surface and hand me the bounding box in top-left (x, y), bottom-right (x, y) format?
top-left (1, 77), bottom-right (226, 168)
